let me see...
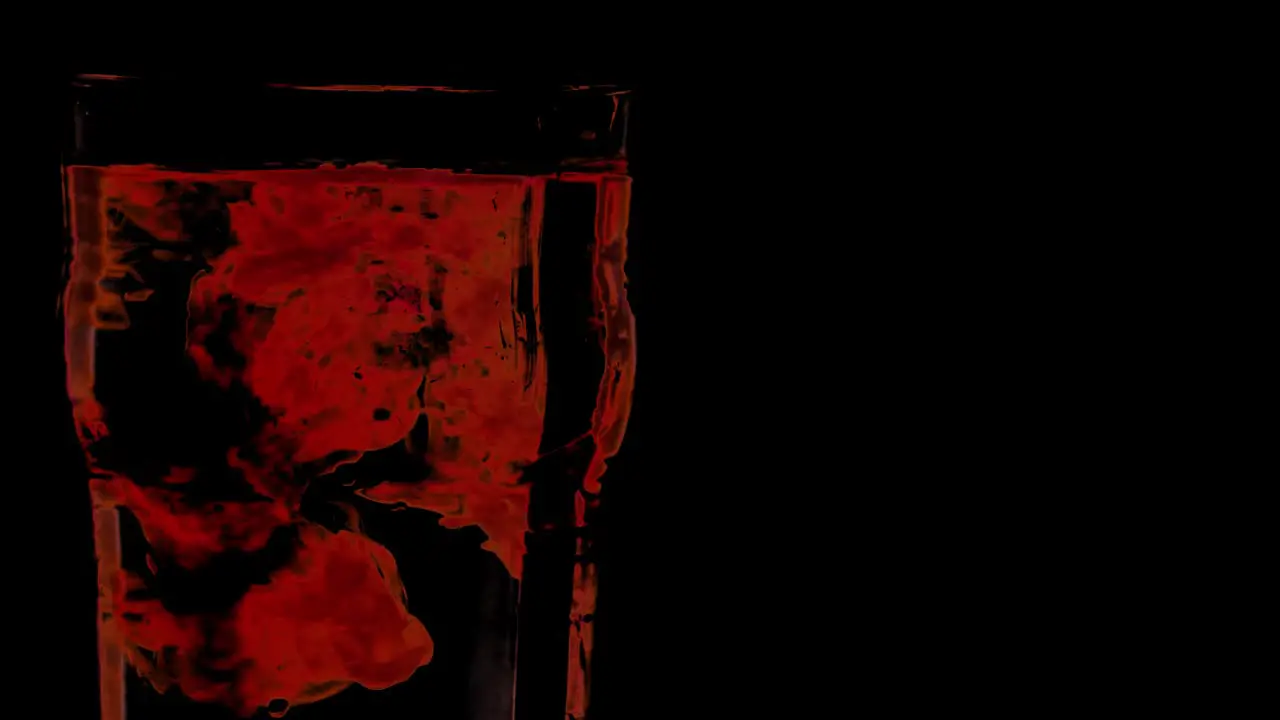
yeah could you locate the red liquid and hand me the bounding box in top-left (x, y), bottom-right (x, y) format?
top-left (64, 165), bottom-right (634, 718)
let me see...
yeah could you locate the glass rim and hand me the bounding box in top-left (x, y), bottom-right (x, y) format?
top-left (71, 73), bottom-right (633, 96)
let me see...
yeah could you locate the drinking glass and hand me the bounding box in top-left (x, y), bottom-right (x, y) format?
top-left (62, 75), bottom-right (635, 720)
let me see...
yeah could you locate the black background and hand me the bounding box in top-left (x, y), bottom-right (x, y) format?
top-left (8, 60), bottom-right (777, 719)
top-left (2, 36), bottom-right (1201, 719)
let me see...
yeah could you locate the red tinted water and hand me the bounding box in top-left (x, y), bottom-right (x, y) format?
top-left (64, 164), bottom-right (634, 718)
